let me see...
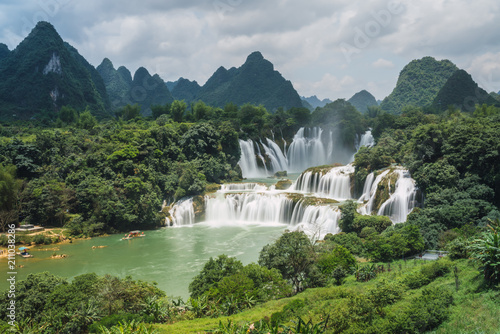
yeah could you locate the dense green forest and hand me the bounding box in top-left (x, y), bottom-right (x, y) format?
top-left (1, 94), bottom-right (500, 333)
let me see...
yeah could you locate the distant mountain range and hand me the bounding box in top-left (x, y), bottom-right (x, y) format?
top-left (0, 22), bottom-right (303, 119)
top-left (0, 22), bottom-right (498, 120)
top-left (169, 78), bottom-right (201, 104)
top-left (194, 51), bottom-right (303, 112)
top-left (301, 96), bottom-right (333, 110)
top-left (97, 58), bottom-right (174, 115)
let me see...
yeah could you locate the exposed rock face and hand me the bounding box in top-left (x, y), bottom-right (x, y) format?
top-left (0, 21), bottom-right (110, 118)
top-left (43, 52), bottom-right (62, 75)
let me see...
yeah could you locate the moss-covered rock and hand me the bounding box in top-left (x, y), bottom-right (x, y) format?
top-left (274, 171), bottom-right (288, 178)
top-left (192, 195), bottom-right (206, 222)
top-left (285, 193), bottom-right (339, 207)
top-left (373, 169), bottom-right (399, 212)
top-left (302, 164), bottom-right (341, 175)
top-left (205, 183), bottom-right (221, 194)
top-left (275, 179), bottom-right (292, 190)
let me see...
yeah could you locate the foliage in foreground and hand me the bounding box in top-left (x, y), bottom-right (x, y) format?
top-left (157, 256), bottom-right (500, 334)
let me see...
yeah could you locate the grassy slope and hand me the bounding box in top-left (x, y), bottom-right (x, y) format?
top-left (155, 259), bottom-right (500, 333)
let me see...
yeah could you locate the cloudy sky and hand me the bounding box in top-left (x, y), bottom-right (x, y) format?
top-left (1, 0), bottom-right (500, 101)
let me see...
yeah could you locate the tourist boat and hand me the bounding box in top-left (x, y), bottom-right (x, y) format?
top-left (121, 230), bottom-right (146, 240)
top-left (17, 247), bottom-right (33, 258)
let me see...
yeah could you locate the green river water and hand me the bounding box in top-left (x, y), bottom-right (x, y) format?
top-left (0, 223), bottom-right (287, 299)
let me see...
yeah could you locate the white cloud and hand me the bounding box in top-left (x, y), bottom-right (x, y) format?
top-left (466, 52), bottom-right (500, 93)
top-left (1, 0), bottom-right (500, 99)
top-left (295, 73), bottom-right (356, 100)
top-left (372, 58), bottom-right (394, 68)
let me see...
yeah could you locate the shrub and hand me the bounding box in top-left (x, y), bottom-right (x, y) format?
top-left (368, 279), bottom-right (406, 309)
top-left (403, 272), bottom-right (431, 289)
top-left (316, 245), bottom-right (356, 276)
top-left (446, 237), bottom-right (469, 259)
top-left (88, 313), bottom-right (148, 333)
top-left (407, 286), bottom-right (453, 332)
top-left (420, 260), bottom-right (450, 279)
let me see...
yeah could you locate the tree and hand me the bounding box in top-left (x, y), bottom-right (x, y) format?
top-left (170, 100), bottom-right (187, 122)
top-left (189, 255), bottom-right (243, 299)
top-left (339, 200), bottom-right (358, 233)
top-left (121, 104), bottom-right (141, 121)
top-left (468, 219), bottom-right (500, 285)
top-left (78, 109), bottom-right (98, 130)
top-left (317, 245), bottom-right (356, 276)
top-left (0, 164), bottom-right (22, 231)
top-left (259, 231), bottom-right (315, 293)
top-left (151, 103), bottom-right (170, 119)
top-left (58, 105), bottom-right (78, 124)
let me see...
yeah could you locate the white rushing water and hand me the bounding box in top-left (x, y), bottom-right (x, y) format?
top-left (292, 165), bottom-right (354, 200)
top-left (168, 128), bottom-right (418, 237)
top-left (356, 129), bottom-right (375, 150)
top-left (205, 193), bottom-right (294, 225)
top-left (286, 127), bottom-right (327, 172)
top-left (166, 164), bottom-right (419, 233)
top-left (377, 169), bottom-right (418, 223)
top-left (238, 127), bottom-right (368, 178)
top-left (357, 169), bottom-right (391, 215)
top-left (220, 183), bottom-right (268, 192)
top-left (166, 198), bottom-right (195, 226)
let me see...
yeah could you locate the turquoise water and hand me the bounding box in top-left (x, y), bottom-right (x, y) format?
top-left (0, 222), bottom-right (287, 299)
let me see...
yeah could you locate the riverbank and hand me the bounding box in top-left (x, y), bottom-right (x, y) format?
top-left (0, 228), bottom-right (98, 258)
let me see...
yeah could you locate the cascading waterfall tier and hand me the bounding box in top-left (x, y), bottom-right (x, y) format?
top-left (290, 199), bottom-right (341, 239)
top-left (205, 193), bottom-right (294, 225)
top-left (166, 198), bottom-right (195, 226)
top-left (377, 168), bottom-right (418, 223)
top-left (357, 168), bottom-right (418, 223)
top-left (203, 191), bottom-right (341, 238)
top-left (238, 127), bottom-right (374, 178)
top-left (165, 164), bottom-right (419, 234)
top-left (220, 183), bottom-right (268, 192)
top-left (292, 165), bottom-right (354, 200)
top-left (356, 129), bottom-right (375, 150)
top-left (286, 127), bottom-right (327, 173)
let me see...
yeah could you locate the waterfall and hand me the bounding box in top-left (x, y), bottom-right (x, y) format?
top-left (358, 172), bottom-right (375, 202)
top-left (238, 139), bottom-right (262, 178)
top-left (357, 169), bottom-right (390, 215)
top-left (238, 126), bottom-right (365, 178)
top-left (290, 200), bottom-right (341, 239)
top-left (204, 192), bottom-right (341, 237)
top-left (287, 127), bottom-right (326, 172)
top-left (205, 193), bottom-right (294, 225)
top-left (351, 129), bottom-right (375, 163)
top-left (293, 165), bottom-right (354, 200)
top-left (357, 129), bottom-right (375, 149)
top-left (377, 169), bottom-right (418, 223)
top-left (220, 183), bottom-right (268, 192)
top-left (167, 198), bottom-right (195, 226)
top-left (261, 138), bottom-right (288, 172)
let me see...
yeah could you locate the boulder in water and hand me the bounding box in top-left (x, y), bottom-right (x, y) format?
top-left (274, 171), bottom-right (288, 178)
top-left (275, 179), bottom-right (292, 190)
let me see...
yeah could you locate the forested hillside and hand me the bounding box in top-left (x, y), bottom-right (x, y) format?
top-left (0, 22), bottom-right (110, 119)
top-left (380, 57), bottom-right (458, 113)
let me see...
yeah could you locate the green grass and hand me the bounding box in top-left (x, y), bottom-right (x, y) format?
top-left (153, 258), bottom-right (500, 333)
